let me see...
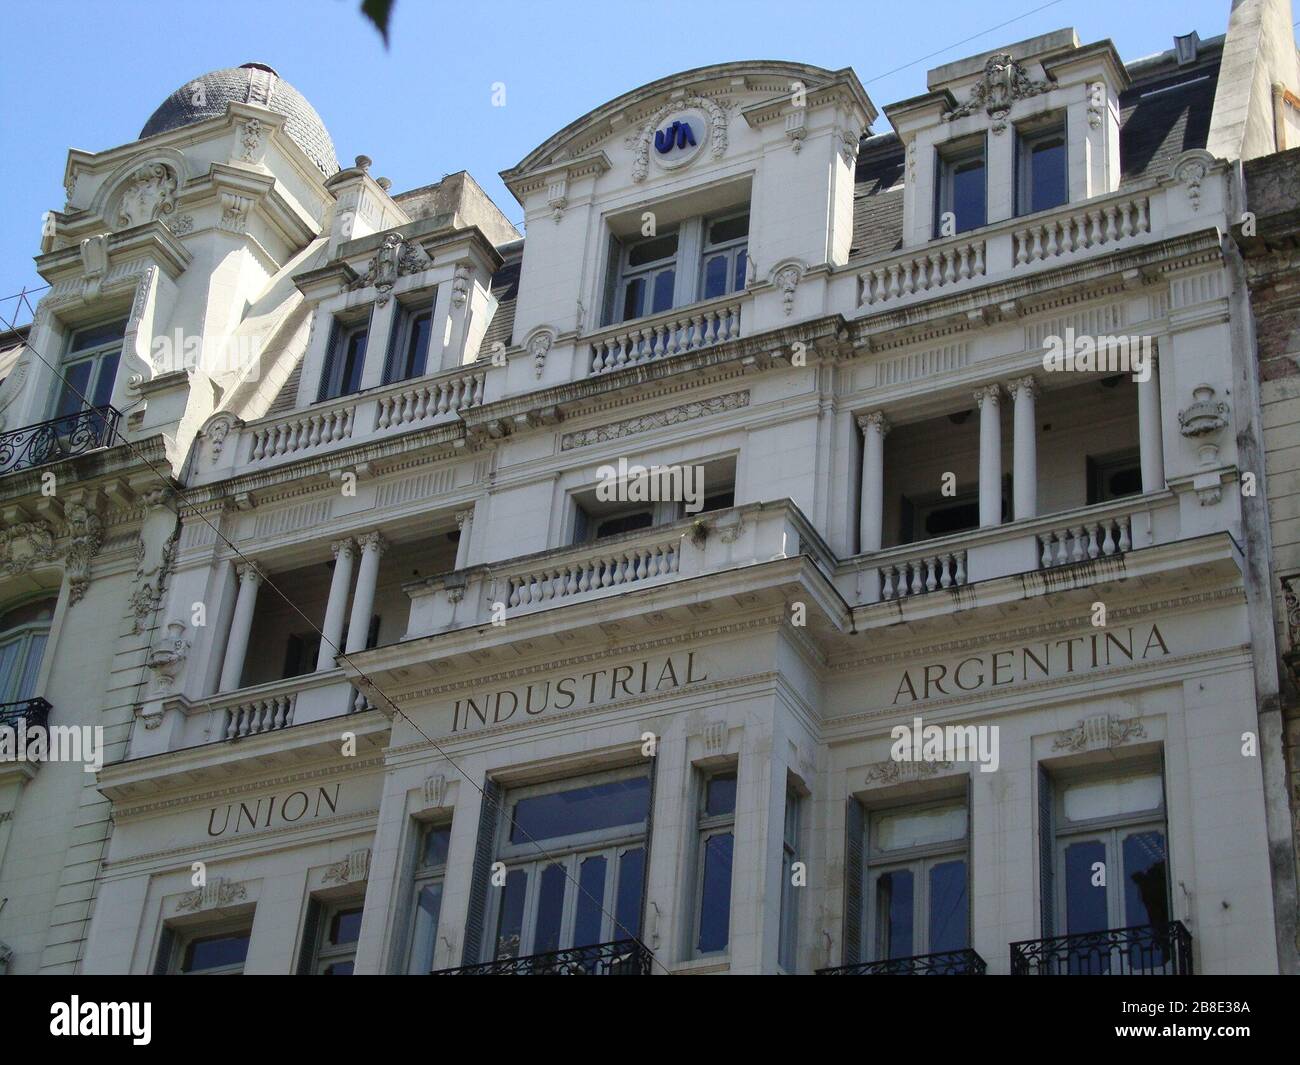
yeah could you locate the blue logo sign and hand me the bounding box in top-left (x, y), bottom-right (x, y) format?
top-left (655, 120), bottom-right (697, 154)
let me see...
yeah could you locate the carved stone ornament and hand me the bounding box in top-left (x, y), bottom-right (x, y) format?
top-left (206, 413), bottom-right (238, 461)
top-left (943, 54), bottom-right (1052, 133)
top-left (561, 391), bottom-right (750, 450)
top-left (423, 773), bottom-right (448, 808)
top-left (145, 621), bottom-right (189, 693)
top-left (1051, 713), bottom-right (1146, 753)
top-left (0, 522), bottom-right (58, 577)
top-left (772, 264), bottom-right (802, 316)
top-left (239, 118), bottom-right (266, 164)
top-left (838, 127), bottom-right (861, 167)
top-left (625, 95), bottom-right (730, 182)
top-left (349, 231), bottom-right (436, 305)
top-left (864, 757), bottom-right (955, 787)
top-left (322, 848), bottom-right (372, 885)
top-left (701, 721), bottom-right (726, 753)
top-left (527, 329), bottom-right (554, 378)
top-left (219, 192), bottom-right (253, 234)
top-left (1177, 384), bottom-right (1229, 437)
top-left (1172, 154), bottom-right (1210, 211)
top-left (62, 501), bottom-right (104, 606)
top-left (1282, 575), bottom-right (1300, 651)
top-left (175, 877), bottom-right (247, 913)
top-left (115, 163), bottom-right (178, 229)
top-left (451, 263), bottom-right (472, 309)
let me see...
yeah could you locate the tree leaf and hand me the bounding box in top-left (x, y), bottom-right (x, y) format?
top-left (360, 0), bottom-right (395, 47)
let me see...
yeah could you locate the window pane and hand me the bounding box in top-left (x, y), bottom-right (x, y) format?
top-left (876, 869), bottom-right (914, 959)
top-left (650, 269), bottom-right (675, 314)
top-left (532, 862), bottom-right (567, 954)
top-left (404, 312), bottom-right (432, 379)
top-left (183, 930), bottom-right (250, 972)
top-left (55, 360), bottom-right (93, 418)
top-left (573, 855), bottom-right (607, 948)
top-left (1064, 839), bottom-right (1109, 935)
top-left (509, 775), bottom-right (650, 844)
top-left (950, 157), bottom-right (986, 232)
top-left (341, 330), bottom-right (367, 395)
top-left (614, 847), bottom-right (645, 940)
top-left (90, 351), bottom-right (120, 408)
top-left (422, 825), bottom-right (452, 867)
top-left (622, 277), bottom-right (645, 322)
top-left (1029, 136), bottom-right (1066, 213)
top-left (408, 882), bottom-right (443, 973)
top-left (704, 773), bottom-right (737, 817)
top-left (323, 961), bottom-right (354, 975)
top-left (1122, 830), bottom-right (1168, 927)
top-left (733, 250), bottom-right (747, 293)
top-left (69, 321), bottom-right (126, 352)
top-left (873, 804), bottom-right (967, 852)
top-left (0, 640), bottom-right (24, 702)
top-left (697, 832), bottom-right (734, 953)
top-left (928, 859), bottom-right (968, 953)
top-left (494, 869), bottom-right (527, 959)
top-left (707, 214), bottom-right (749, 245)
top-left (702, 255), bottom-right (729, 300)
top-left (627, 232), bottom-right (678, 267)
top-left (329, 907), bottom-right (363, 946)
top-left (1062, 774), bottom-right (1162, 823)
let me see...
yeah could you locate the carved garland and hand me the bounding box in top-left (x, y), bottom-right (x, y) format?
top-left (625, 96), bottom-right (730, 182)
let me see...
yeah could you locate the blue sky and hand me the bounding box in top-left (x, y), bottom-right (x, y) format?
top-left (0, 0), bottom-right (1271, 321)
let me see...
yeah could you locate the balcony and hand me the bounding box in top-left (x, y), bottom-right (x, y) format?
top-left (586, 291), bottom-right (746, 376)
top-left (0, 696), bottom-right (51, 732)
top-left (817, 948), bottom-right (987, 975)
top-left (432, 939), bottom-right (654, 975)
top-left (0, 406), bottom-right (120, 477)
top-left (1010, 921), bottom-right (1193, 975)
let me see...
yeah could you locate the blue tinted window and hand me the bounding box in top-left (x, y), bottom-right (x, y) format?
top-left (950, 157), bottom-right (986, 232)
top-left (573, 855), bottom-right (607, 948)
top-left (1065, 839), bottom-right (1109, 935)
top-left (1027, 135), bottom-right (1067, 213)
top-left (928, 859), bottom-right (968, 953)
top-left (329, 907), bottom-right (363, 946)
top-left (494, 868), bottom-right (527, 959)
top-left (422, 824), bottom-right (452, 867)
top-left (532, 863), bottom-right (566, 953)
top-left (697, 832), bottom-right (734, 953)
top-left (183, 930), bottom-right (250, 972)
top-left (704, 773), bottom-right (737, 817)
top-left (876, 869), bottom-right (914, 959)
top-left (509, 776), bottom-right (650, 845)
top-left (614, 847), bottom-right (645, 940)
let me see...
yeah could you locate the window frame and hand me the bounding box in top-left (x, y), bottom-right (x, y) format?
top-left (319, 314), bottom-right (371, 402)
top-left (692, 768), bottom-right (738, 958)
top-left (934, 137), bottom-right (988, 237)
top-left (169, 919), bottom-right (254, 975)
top-left (50, 319), bottom-right (127, 419)
top-left (777, 784), bottom-right (801, 971)
top-left (1015, 118), bottom-right (1068, 217)
top-left (309, 898), bottom-right (364, 975)
top-left (407, 820), bottom-right (452, 973)
top-left (385, 299), bottom-right (435, 385)
top-left (697, 210), bottom-right (750, 303)
top-left (0, 598), bottom-right (56, 704)
top-left (614, 228), bottom-right (681, 325)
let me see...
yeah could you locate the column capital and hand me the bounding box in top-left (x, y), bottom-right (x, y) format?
top-left (454, 508), bottom-right (475, 530)
top-left (236, 561), bottom-right (265, 585)
top-left (331, 538), bottom-right (357, 561)
top-left (856, 409), bottom-right (891, 436)
top-left (356, 530), bottom-right (388, 556)
top-left (1006, 375), bottom-right (1039, 399)
top-left (973, 384), bottom-right (1002, 408)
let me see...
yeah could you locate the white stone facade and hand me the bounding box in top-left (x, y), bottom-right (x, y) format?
top-left (1, 8), bottom-right (1298, 976)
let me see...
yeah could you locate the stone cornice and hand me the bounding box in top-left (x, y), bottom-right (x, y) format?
top-left (36, 220), bottom-right (191, 287)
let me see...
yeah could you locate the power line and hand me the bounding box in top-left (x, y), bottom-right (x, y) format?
top-left (1, 287), bottom-right (668, 974)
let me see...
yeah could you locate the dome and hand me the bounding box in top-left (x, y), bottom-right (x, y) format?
top-left (139, 62), bottom-right (340, 177)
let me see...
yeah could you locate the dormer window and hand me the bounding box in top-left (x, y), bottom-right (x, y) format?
top-left (318, 314), bottom-right (370, 401)
top-left (1016, 119), bottom-right (1067, 215)
top-left (384, 301), bottom-right (434, 384)
top-left (52, 320), bottom-right (125, 418)
top-left (935, 138), bottom-right (986, 237)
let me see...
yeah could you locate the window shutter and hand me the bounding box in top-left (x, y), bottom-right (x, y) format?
top-left (841, 797), bottom-right (865, 967)
top-left (636, 753), bottom-right (658, 942)
top-left (296, 897), bottom-right (323, 975)
top-left (152, 925), bottom-right (176, 975)
top-left (1038, 765), bottom-right (1055, 938)
top-left (316, 318), bottom-right (342, 402)
top-left (461, 776), bottom-right (501, 965)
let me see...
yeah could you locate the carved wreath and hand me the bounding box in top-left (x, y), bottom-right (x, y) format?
top-left (625, 96), bottom-right (729, 182)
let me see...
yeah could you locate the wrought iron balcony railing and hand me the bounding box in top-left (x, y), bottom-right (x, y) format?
top-left (0, 697), bottom-right (52, 732)
top-left (1010, 921), bottom-right (1193, 975)
top-left (432, 939), bottom-right (653, 975)
top-left (0, 406), bottom-right (120, 476)
top-left (817, 948), bottom-right (988, 975)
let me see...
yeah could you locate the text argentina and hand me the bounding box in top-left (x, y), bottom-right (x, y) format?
top-left (892, 623), bottom-right (1170, 704)
top-left (453, 652), bottom-right (707, 732)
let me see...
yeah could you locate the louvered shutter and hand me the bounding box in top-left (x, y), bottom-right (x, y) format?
top-left (296, 897), bottom-right (323, 975)
top-left (841, 797), bottom-right (865, 967)
top-left (152, 925), bottom-right (175, 975)
top-left (1038, 765), bottom-right (1055, 938)
top-left (461, 776), bottom-right (501, 965)
top-left (381, 308), bottom-right (403, 385)
top-left (316, 318), bottom-right (341, 402)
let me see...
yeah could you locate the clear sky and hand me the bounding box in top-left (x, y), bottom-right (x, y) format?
top-left (0, 0), bottom-right (1277, 322)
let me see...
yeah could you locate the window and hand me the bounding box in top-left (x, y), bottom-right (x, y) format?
top-left (865, 801), bottom-right (969, 962)
top-left (618, 231), bottom-right (679, 323)
top-left (171, 923), bottom-right (252, 975)
top-left (1017, 121), bottom-right (1067, 215)
top-left (488, 768), bottom-right (650, 961)
top-left (694, 769), bottom-right (736, 956)
top-left (52, 320), bottom-right (125, 419)
top-left (385, 303), bottom-right (433, 384)
top-left (1087, 448), bottom-right (1142, 505)
top-left (936, 140), bottom-right (987, 236)
top-left (778, 785), bottom-right (800, 971)
top-left (699, 213), bottom-right (748, 301)
top-left (408, 822), bottom-right (452, 973)
top-left (318, 317), bottom-right (370, 401)
top-left (307, 900), bottom-right (363, 975)
top-left (1054, 769), bottom-right (1169, 972)
top-left (0, 599), bottom-right (55, 703)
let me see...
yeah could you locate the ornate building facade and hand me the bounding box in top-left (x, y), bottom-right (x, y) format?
top-left (1, 1), bottom-right (1299, 975)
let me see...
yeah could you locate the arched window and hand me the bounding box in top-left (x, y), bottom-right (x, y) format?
top-left (0, 598), bottom-right (56, 703)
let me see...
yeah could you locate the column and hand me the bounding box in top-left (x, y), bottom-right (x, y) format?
top-left (975, 385), bottom-right (1003, 528)
top-left (345, 532), bottom-right (387, 654)
top-left (1007, 376), bottom-right (1039, 521)
top-left (1138, 350), bottom-right (1164, 492)
top-left (316, 539), bottom-right (356, 671)
top-left (219, 562), bottom-right (263, 692)
top-left (857, 411), bottom-right (890, 553)
top-left (453, 508), bottom-right (475, 570)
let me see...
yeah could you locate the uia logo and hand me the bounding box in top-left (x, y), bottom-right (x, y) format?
top-left (655, 120), bottom-right (696, 154)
